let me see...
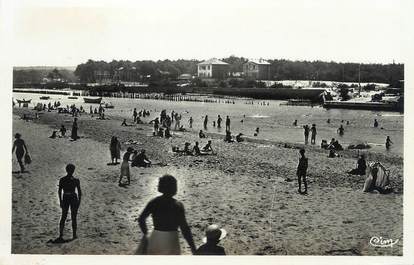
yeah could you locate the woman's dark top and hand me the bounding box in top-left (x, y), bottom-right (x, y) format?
top-left (14, 139), bottom-right (25, 154)
top-left (297, 156), bottom-right (308, 175)
top-left (123, 151), bottom-right (131, 161)
top-left (142, 196), bottom-right (185, 231)
top-left (59, 176), bottom-right (79, 194)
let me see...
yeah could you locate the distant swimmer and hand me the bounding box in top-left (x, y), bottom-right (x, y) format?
top-left (293, 120), bottom-right (298, 126)
top-left (254, 127), bottom-right (259, 137)
top-left (337, 125), bottom-right (344, 136)
top-left (374, 119), bottom-right (379, 128)
top-left (346, 121), bottom-right (350, 125)
top-left (188, 117), bottom-right (193, 128)
top-left (217, 115), bottom-right (222, 128)
top-left (310, 124), bottom-right (317, 144)
top-left (204, 115), bottom-right (208, 130)
top-left (327, 119), bottom-right (330, 124)
top-left (385, 136), bottom-right (393, 150)
top-left (303, 125), bottom-right (310, 144)
top-left (225, 116), bottom-right (231, 131)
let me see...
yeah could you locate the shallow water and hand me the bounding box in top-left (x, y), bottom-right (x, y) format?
top-left (13, 92), bottom-right (404, 155)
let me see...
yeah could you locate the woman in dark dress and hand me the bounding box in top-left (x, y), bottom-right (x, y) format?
top-left (109, 136), bottom-right (121, 164)
top-left (138, 174), bottom-right (196, 255)
top-left (71, 118), bottom-right (78, 140)
top-left (12, 133), bottom-right (28, 173)
top-left (58, 164), bottom-right (81, 240)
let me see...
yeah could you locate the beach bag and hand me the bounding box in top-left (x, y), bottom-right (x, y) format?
top-left (24, 153), bottom-right (32, 164)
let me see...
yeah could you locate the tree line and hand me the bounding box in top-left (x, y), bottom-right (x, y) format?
top-left (13, 57), bottom-right (404, 87)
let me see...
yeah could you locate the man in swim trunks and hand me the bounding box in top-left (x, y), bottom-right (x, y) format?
top-left (58, 164), bottom-right (81, 240)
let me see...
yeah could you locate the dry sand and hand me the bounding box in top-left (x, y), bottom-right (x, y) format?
top-left (11, 108), bottom-right (403, 255)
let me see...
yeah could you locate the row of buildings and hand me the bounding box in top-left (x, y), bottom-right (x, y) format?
top-left (197, 58), bottom-right (271, 80)
top-left (92, 58), bottom-right (272, 84)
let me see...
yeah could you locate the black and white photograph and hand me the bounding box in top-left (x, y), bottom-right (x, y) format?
top-left (1, 0), bottom-right (414, 264)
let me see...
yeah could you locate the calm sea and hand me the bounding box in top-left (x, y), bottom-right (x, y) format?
top-left (13, 92), bottom-right (404, 155)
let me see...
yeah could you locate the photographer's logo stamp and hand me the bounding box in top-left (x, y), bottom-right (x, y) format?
top-left (369, 236), bottom-right (399, 248)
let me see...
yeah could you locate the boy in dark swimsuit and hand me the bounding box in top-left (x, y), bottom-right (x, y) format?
top-left (58, 164), bottom-right (81, 241)
top-left (297, 149), bottom-right (308, 194)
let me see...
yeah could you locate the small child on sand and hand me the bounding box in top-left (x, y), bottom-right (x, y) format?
top-left (195, 224), bottom-right (227, 255)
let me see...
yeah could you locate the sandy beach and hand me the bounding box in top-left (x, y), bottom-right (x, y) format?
top-left (11, 107), bottom-right (403, 255)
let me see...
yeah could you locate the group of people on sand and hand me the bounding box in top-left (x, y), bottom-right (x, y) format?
top-left (118, 146), bottom-right (152, 185)
top-left (173, 140), bottom-right (214, 156)
top-left (54, 163), bottom-right (227, 254)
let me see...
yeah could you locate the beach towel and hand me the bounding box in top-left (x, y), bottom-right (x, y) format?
top-left (144, 230), bottom-right (181, 255)
top-left (363, 162), bottom-right (390, 192)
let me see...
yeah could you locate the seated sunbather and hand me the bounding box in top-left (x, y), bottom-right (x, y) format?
top-left (348, 155), bottom-right (366, 175)
top-left (131, 149), bottom-right (151, 167)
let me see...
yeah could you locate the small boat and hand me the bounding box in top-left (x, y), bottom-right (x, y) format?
top-left (40, 96), bottom-right (50, 100)
top-left (68, 96), bottom-right (78, 99)
top-left (84, 97), bottom-right (102, 104)
top-left (16, 99), bottom-right (32, 104)
top-left (103, 102), bottom-right (114, 109)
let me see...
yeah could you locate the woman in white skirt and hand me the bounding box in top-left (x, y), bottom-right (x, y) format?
top-left (119, 147), bottom-right (133, 185)
top-left (138, 174), bottom-right (196, 255)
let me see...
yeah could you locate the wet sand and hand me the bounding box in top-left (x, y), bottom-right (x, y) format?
top-left (11, 108), bottom-right (403, 255)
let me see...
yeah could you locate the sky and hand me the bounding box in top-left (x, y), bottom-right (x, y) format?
top-left (5, 0), bottom-right (413, 66)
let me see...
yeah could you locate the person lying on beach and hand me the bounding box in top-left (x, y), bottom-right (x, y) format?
top-left (172, 143), bottom-right (193, 155)
top-left (178, 125), bottom-right (186, 132)
top-left (224, 130), bottom-right (234, 143)
top-left (131, 149), bottom-right (151, 167)
top-left (137, 174), bottom-right (197, 255)
top-left (121, 119), bottom-right (128, 126)
top-left (57, 164), bottom-right (81, 241)
top-left (195, 224), bottom-right (227, 255)
top-left (347, 154), bottom-right (367, 175)
top-left (199, 130), bottom-right (206, 139)
top-left (236, 133), bottom-right (244, 143)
